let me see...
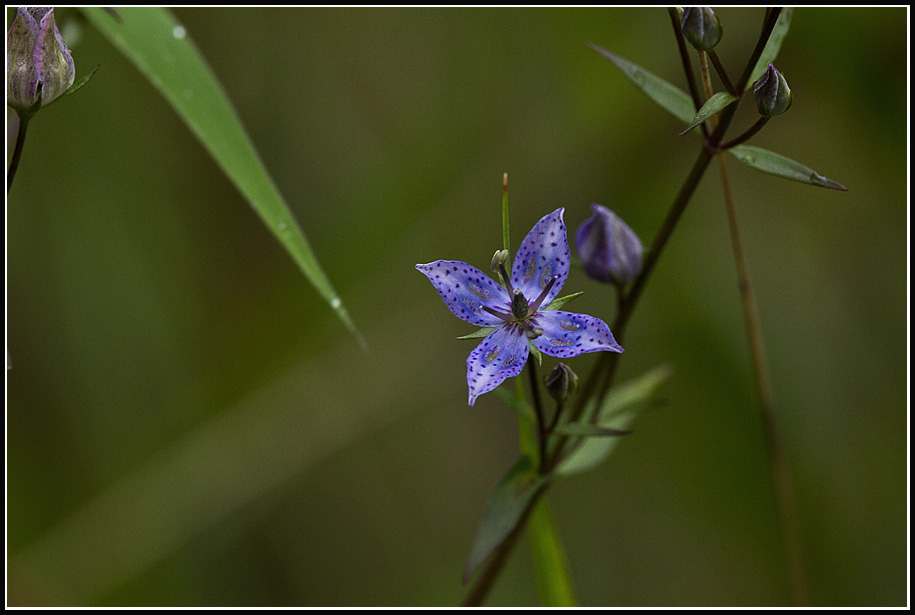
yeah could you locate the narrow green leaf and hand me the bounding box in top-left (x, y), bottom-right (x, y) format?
top-left (457, 326), bottom-right (497, 340)
top-left (555, 424), bottom-right (633, 437)
top-left (557, 365), bottom-right (671, 476)
top-left (528, 341), bottom-right (542, 366)
top-left (680, 92), bottom-right (737, 135)
top-left (79, 7), bottom-right (365, 346)
top-left (750, 8), bottom-right (794, 84)
top-left (529, 500), bottom-right (576, 606)
top-left (463, 457), bottom-right (549, 584)
top-left (543, 291), bottom-right (584, 311)
top-left (44, 65), bottom-right (100, 109)
top-left (587, 41), bottom-right (694, 124)
top-left (493, 387), bottom-right (537, 424)
top-left (728, 145), bottom-right (848, 191)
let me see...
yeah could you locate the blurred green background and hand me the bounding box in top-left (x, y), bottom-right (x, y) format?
top-left (6, 7), bottom-right (907, 607)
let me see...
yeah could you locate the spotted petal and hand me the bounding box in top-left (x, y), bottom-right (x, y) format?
top-left (466, 324), bottom-right (529, 406)
top-left (531, 310), bottom-right (623, 358)
top-left (416, 260), bottom-right (510, 327)
top-left (510, 208), bottom-right (570, 308)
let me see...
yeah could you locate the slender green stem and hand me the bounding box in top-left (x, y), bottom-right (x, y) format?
top-left (527, 358), bottom-right (547, 474)
top-left (462, 507), bottom-right (532, 607)
top-left (717, 117), bottom-right (769, 151)
top-left (699, 40), bottom-right (809, 606)
top-left (528, 500), bottom-right (576, 606)
top-left (7, 111), bottom-right (31, 193)
top-left (502, 172), bottom-right (510, 254)
top-left (709, 50), bottom-right (736, 95)
top-left (717, 153), bottom-right (809, 606)
top-left (737, 8), bottom-right (783, 93)
top-left (546, 400), bottom-right (564, 434)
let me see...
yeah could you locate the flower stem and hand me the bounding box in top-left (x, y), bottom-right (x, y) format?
top-left (7, 111), bottom-right (31, 193)
top-left (709, 50), bottom-right (736, 96)
top-left (527, 358), bottom-right (547, 475)
top-left (502, 172), bottom-right (511, 254)
top-left (717, 117), bottom-right (769, 151)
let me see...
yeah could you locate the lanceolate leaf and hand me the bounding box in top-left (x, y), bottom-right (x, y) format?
top-left (456, 327), bottom-right (497, 340)
top-left (680, 92), bottom-right (738, 135)
top-left (554, 424), bottom-right (633, 437)
top-left (45, 65), bottom-right (100, 108)
top-left (557, 365), bottom-right (672, 476)
top-left (728, 145), bottom-right (848, 191)
top-left (79, 7), bottom-right (365, 346)
top-left (493, 387), bottom-right (536, 424)
top-left (543, 291), bottom-right (584, 311)
top-left (750, 8), bottom-right (794, 84)
top-left (463, 456), bottom-right (549, 583)
top-left (586, 41), bottom-right (694, 124)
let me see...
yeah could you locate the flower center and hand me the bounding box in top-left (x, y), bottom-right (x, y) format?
top-left (510, 289), bottom-right (529, 320)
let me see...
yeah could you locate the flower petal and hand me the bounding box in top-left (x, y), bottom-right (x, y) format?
top-left (531, 310), bottom-right (623, 358)
top-left (466, 324), bottom-right (529, 406)
top-left (416, 260), bottom-right (509, 327)
top-left (510, 208), bottom-right (570, 307)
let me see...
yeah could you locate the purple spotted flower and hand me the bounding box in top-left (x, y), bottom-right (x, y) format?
top-left (416, 208), bottom-right (623, 406)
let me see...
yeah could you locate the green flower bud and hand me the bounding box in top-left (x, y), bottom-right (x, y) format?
top-left (680, 7), bottom-right (722, 52)
top-left (545, 362), bottom-right (579, 404)
top-left (754, 63), bottom-right (793, 118)
top-left (7, 7), bottom-right (75, 114)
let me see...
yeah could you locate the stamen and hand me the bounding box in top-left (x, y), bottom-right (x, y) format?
top-left (527, 275), bottom-right (558, 315)
top-left (481, 305), bottom-right (513, 323)
top-left (498, 262), bottom-right (514, 295)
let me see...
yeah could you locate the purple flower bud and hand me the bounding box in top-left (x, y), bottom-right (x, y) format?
top-left (680, 7), bottom-right (722, 52)
top-left (754, 63), bottom-right (793, 118)
top-left (7, 7), bottom-right (75, 113)
top-left (575, 204), bottom-right (643, 285)
top-left (545, 362), bottom-right (579, 404)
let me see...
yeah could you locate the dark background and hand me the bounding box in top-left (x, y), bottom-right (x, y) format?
top-left (7, 7), bottom-right (907, 606)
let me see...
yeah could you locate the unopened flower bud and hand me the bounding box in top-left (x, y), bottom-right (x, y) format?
top-left (680, 7), bottom-right (722, 52)
top-left (575, 204), bottom-right (643, 285)
top-left (545, 363), bottom-right (579, 404)
top-left (754, 63), bottom-right (792, 118)
top-left (7, 7), bottom-right (75, 114)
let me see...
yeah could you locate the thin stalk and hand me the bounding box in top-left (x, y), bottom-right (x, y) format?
top-left (737, 8), bottom-right (783, 93)
top-left (709, 50), bottom-right (736, 96)
top-left (7, 111), bottom-right (31, 193)
top-left (717, 155), bottom-right (809, 606)
top-left (717, 117), bottom-right (769, 151)
top-left (462, 509), bottom-right (531, 607)
top-left (701, 48), bottom-right (810, 606)
top-left (502, 173), bottom-right (510, 254)
top-left (527, 358), bottom-right (547, 474)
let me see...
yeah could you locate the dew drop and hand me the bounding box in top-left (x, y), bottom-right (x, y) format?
top-left (172, 25), bottom-right (187, 39)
